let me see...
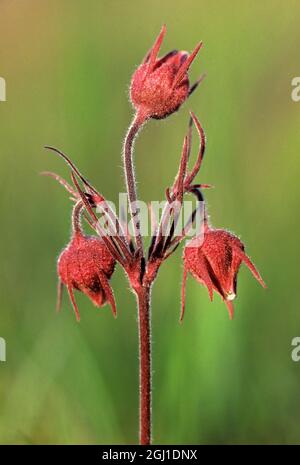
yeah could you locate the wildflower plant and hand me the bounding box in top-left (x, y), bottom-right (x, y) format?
top-left (43, 25), bottom-right (266, 445)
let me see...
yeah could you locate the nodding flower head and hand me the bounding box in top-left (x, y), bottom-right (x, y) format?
top-left (182, 228), bottom-right (266, 320)
top-left (57, 201), bottom-right (117, 322)
top-left (130, 24), bottom-right (203, 120)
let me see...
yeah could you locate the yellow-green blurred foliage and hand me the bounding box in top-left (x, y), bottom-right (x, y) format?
top-left (0, 0), bottom-right (299, 444)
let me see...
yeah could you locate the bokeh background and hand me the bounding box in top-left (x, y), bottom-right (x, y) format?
top-left (0, 0), bottom-right (299, 444)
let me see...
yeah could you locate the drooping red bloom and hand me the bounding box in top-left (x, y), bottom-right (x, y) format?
top-left (130, 25), bottom-right (203, 120)
top-left (57, 202), bottom-right (116, 321)
top-left (182, 228), bottom-right (266, 320)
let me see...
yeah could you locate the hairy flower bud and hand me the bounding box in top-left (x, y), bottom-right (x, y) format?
top-left (182, 228), bottom-right (266, 320)
top-left (57, 202), bottom-right (116, 321)
top-left (130, 25), bottom-right (203, 120)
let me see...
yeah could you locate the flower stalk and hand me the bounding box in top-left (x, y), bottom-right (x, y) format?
top-left (136, 285), bottom-right (152, 445)
top-left (123, 111), bottom-right (147, 256)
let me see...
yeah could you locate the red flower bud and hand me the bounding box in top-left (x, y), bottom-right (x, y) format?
top-left (57, 202), bottom-right (116, 321)
top-left (182, 228), bottom-right (266, 320)
top-left (130, 25), bottom-right (203, 120)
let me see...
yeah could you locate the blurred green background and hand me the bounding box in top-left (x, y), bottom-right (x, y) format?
top-left (0, 0), bottom-right (299, 444)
